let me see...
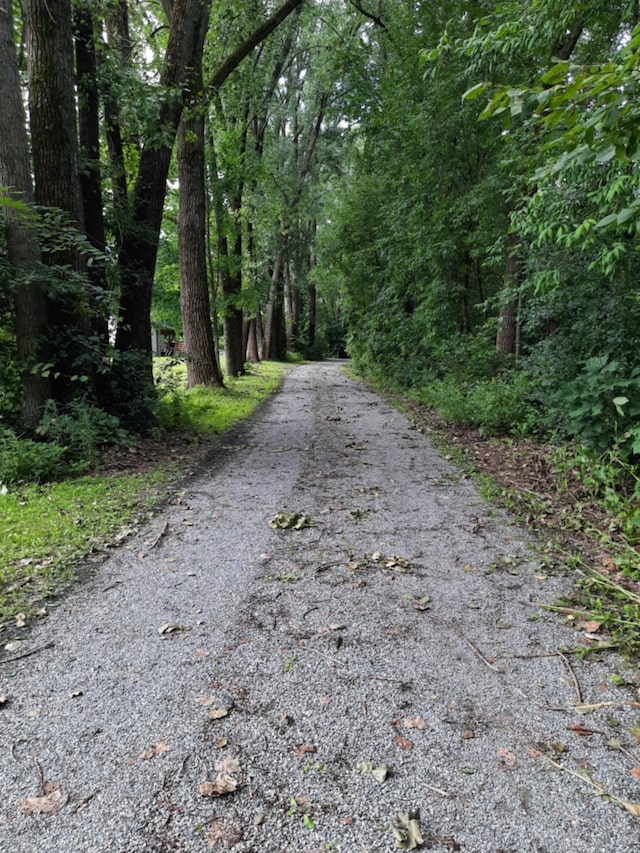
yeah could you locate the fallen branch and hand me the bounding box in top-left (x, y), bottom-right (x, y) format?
top-left (558, 651), bottom-right (583, 705)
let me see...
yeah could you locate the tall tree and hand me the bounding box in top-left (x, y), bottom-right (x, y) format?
top-left (114, 0), bottom-right (306, 409)
top-left (0, 0), bottom-right (50, 427)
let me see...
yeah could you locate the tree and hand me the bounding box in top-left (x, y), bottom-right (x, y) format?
top-left (0, 0), bottom-right (50, 428)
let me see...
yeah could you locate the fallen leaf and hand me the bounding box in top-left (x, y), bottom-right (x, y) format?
top-left (158, 623), bottom-right (189, 635)
top-left (15, 612), bottom-right (27, 628)
top-left (20, 781), bottom-right (68, 815)
top-left (269, 512), bottom-right (312, 530)
top-left (630, 768), bottom-right (640, 779)
top-left (393, 736), bottom-right (414, 750)
top-left (357, 761), bottom-right (389, 783)
top-left (461, 730), bottom-right (474, 740)
top-left (497, 748), bottom-right (516, 769)
top-left (197, 696), bottom-right (217, 707)
top-left (392, 811), bottom-right (424, 850)
top-left (208, 821), bottom-right (226, 846)
top-left (569, 723), bottom-right (595, 737)
top-left (209, 708), bottom-right (230, 720)
top-left (195, 649), bottom-right (211, 659)
top-left (403, 716), bottom-right (426, 730)
top-left (199, 757), bottom-right (241, 797)
top-left (140, 741), bottom-right (171, 759)
top-left (293, 743), bottom-right (317, 758)
top-left (584, 621), bottom-right (603, 634)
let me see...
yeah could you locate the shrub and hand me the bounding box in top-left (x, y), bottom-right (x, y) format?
top-left (0, 429), bottom-right (66, 484)
top-left (36, 398), bottom-right (133, 469)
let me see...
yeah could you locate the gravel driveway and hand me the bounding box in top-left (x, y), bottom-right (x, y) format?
top-left (1, 361), bottom-right (639, 852)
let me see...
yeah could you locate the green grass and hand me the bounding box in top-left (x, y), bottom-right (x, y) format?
top-left (0, 360), bottom-right (287, 636)
top-left (0, 471), bottom-right (167, 627)
top-left (154, 359), bottom-right (284, 435)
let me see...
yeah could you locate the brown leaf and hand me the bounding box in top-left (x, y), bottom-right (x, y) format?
top-left (403, 716), bottom-right (427, 730)
top-left (569, 723), bottom-right (595, 737)
top-left (200, 757), bottom-right (241, 798)
top-left (208, 821), bottom-right (226, 846)
top-left (292, 743), bottom-right (317, 758)
top-left (393, 736), bottom-right (414, 750)
top-left (197, 696), bottom-right (217, 706)
top-left (584, 620), bottom-right (603, 634)
top-left (461, 730), bottom-right (475, 740)
top-left (497, 747), bottom-right (516, 769)
top-left (140, 741), bottom-right (171, 759)
top-left (630, 768), bottom-right (640, 779)
top-left (20, 781), bottom-right (68, 815)
top-left (209, 708), bottom-right (230, 720)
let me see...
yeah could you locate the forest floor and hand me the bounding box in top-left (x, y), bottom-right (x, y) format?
top-left (1, 361), bottom-right (640, 853)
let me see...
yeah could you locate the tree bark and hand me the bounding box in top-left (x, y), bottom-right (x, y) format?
top-left (74, 2), bottom-right (109, 349)
top-left (0, 0), bottom-right (50, 428)
top-left (495, 232), bottom-right (519, 357)
top-left (26, 0), bottom-right (90, 402)
top-left (177, 1), bottom-right (223, 388)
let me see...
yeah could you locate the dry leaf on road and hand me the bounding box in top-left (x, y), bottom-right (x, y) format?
top-left (20, 781), bottom-right (68, 815)
top-left (199, 757), bottom-right (241, 797)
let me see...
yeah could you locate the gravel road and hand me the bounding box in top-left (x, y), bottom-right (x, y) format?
top-left (1, 361), bottom-right (640, 853)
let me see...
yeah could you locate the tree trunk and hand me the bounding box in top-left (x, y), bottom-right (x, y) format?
top-left (26, 0), bottom-right (90, 402)
top-left (178, 103), bottom-right (224, 388)
top-left (219, 228), bottom-right (246, 378)
top-left (263, 247), bottom-right (287, 361)
top-left (0, 0), bottom-right (50, 428)
top-left (495, 232), bottom-right (519, 357)
top-left (177, 1), bottom-right (223, 388)
top-left (246, 316), bottom-right (260, 363)
top-left (73, 3), bottom-right (109, 349)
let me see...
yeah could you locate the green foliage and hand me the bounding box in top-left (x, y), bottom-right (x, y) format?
top-left (550, 357), bottom-right (640, 455)
top-left (35, 398), bottom-right (134, 470)
top-left (0, 429), bottom-right (67, 485)
top-left (413, 371), bottom-right (535, 436)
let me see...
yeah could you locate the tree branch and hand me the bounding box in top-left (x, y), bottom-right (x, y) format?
top-left (349, 0), bottom-right (385, 30)
top-left (207, 0), bottom-right (305, 95)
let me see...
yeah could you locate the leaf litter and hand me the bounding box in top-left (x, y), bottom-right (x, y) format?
top-left (199, 757), bottom-right (241, 797)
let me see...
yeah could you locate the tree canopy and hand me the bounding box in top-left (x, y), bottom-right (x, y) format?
top-left (1, 0), bottom-right (639, 469)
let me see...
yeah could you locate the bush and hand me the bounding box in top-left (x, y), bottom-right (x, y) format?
top-left (0, 429), bottom-right (66, 484)
top-left (36, 398), bottom-right (133, 469)
top-left (550, 356), bottom-right (640, 456)
top-left (415, 372), bottom-right (535, 435)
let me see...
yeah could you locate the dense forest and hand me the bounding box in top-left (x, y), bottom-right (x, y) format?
top-left (1, 0), bottom-right (639, 502)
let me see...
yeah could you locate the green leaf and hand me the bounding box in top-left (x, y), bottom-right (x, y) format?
top-left (462, 81), bottom-right (490, 102)
top-left (540, 62), bottom-right (569, 85)
top-left (595, 145), bottom-right (616, 164)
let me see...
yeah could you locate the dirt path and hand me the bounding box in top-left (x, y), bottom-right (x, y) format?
top-left (1, 362), bottom-right (639, 852)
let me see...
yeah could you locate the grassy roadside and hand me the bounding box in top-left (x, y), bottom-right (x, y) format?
top-left (0, 360), bottom-right (287, 641)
